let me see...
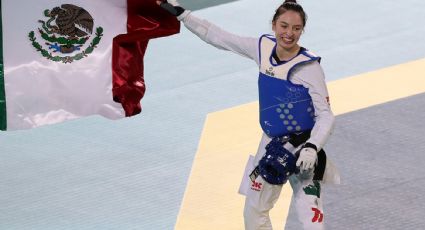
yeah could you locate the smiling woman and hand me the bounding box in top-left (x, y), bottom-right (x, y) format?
top-left (157, 0), bottom-right (339, 229)
top-left (271, 0), bottom-right (306, 62)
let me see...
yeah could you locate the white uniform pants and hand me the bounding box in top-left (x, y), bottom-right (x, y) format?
top-left (242, 134), bottom-right (324, 230)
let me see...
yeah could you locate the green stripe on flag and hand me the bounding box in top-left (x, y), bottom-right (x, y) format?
top-left (0, 0), bottom-right (7, 130)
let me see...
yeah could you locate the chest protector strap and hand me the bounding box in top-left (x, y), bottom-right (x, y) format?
top-left (258, 35), bottom-right (320, 137)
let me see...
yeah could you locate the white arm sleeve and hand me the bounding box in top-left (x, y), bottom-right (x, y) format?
top-left (291, 61), bottom-right (335, 150)
top-left (182, 13), bottom-right (259, 65)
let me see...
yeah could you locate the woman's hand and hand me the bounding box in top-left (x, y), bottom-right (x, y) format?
top-left (296, 144), bottom-right (318, 172)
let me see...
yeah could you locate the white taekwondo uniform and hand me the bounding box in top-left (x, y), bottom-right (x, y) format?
top-left (182, 13), bottom-right (340, 230)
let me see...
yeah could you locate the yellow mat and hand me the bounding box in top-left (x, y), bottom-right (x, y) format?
top-left (175, 58), bottom-right (425, 229)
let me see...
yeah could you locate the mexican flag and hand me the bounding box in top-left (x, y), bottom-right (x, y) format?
top-left (0, 0), bottom-right (179, 130)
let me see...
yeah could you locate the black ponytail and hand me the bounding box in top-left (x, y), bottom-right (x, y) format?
top-left (272, 0), bottom-right (307, 27)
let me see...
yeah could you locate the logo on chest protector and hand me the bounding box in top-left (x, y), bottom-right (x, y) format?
top-left (265, 67), bottom-right (275, 76)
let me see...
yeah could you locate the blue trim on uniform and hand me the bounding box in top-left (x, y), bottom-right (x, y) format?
top-left (269, 45), bottom-right (300, 67)
top-left (270, 47), bottom-right (307, 66)
top-left (261, 36), bottom-right (312, 68)
top-left (258, 34), bottom-right (275, 66)
top-left (287, 51), bottom-right (321, 82)
top-left (258, 35), bottom-right (266, 66)
top-left (258, 34), bottom-right (321, 83)
top-left (301, 49), bottom-right (321, 63)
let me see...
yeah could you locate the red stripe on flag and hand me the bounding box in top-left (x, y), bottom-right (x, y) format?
top-left (112, 0), bottom-right (180, 116)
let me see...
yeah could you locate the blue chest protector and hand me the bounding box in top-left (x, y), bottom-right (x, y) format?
top-left (258, 35), bottom-right (320, 137)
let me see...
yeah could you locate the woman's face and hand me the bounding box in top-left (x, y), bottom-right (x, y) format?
top-left (272, 10), bottom-right (304, 52)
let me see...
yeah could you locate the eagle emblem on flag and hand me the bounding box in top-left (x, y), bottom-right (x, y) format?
top-left (28, 4), bottom-right (103, 63)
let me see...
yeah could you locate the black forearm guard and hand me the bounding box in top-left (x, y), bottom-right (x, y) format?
top-left (159, 1), bottom-right (185, 16)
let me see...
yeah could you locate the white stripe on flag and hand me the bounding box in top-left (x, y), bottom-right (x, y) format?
top-left (2, 0), bottom-right (127, 130)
